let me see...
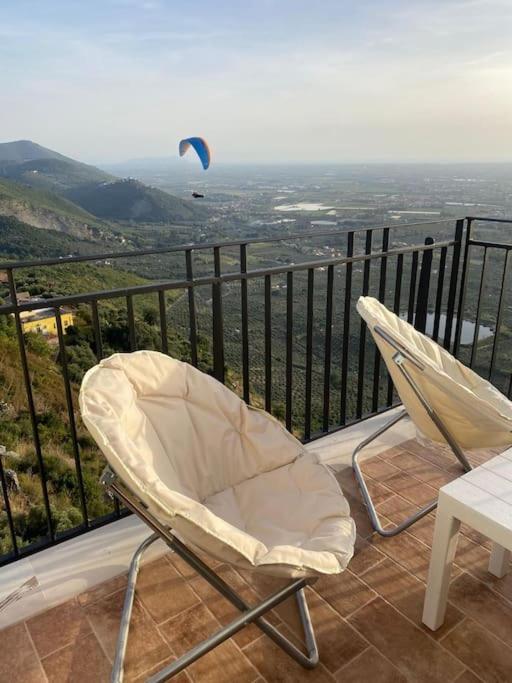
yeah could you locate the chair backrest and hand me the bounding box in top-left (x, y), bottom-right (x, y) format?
top-left (79, 351), bottom-right (304, 503)
top-left (357, 296), bottom-right (512, 449)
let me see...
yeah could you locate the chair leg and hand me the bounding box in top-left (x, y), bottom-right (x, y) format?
top-left (295, 588), bottom-right (319, 665)
top-left (148, 580), bottom-right (317, 682)
top-left (352, 409), bottom-right (438, 537)
top-left (167, 534), bottom-right (319, 670)
top-left (111, 534), bottom-right (318, 683)
top-left (111, 533), bottom-right (160, 683)
top-left (353, 397), bottom-right (473, 537)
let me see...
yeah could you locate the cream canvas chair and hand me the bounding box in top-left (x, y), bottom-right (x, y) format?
top-left (79, 351), bottom-right (355, 682)
top-left (354, 296), bottom-right (512, 537)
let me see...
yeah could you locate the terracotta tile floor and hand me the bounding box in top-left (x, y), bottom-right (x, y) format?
top-left (2, 438), bottom-right (512, 682)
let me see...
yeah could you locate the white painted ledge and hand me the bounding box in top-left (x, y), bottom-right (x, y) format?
top-left (0, 516), bottom-right (168, 630)
top-left (0, 408), bottom-right (413, 629)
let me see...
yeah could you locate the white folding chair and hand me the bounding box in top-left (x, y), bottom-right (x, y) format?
top-left (354, 296), bottom-right (512, 537)
top-left (80, 351), bottom-right (356, 681)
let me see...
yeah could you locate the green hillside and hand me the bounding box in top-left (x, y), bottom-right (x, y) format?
top-left (0, 259), bottom-right (217, 557)
top-left (0, 216), bottom-right (103, 261)
top-left (0, 177), bottom-right (112, 238)
top-left (0, 177), bottom-right (99, 221)
top-left (68, 178), bottom-right (208, 223)
top-left (0, 262), bottom-right (152, 555)
top-left (11, 262), bottom-right (149, 299)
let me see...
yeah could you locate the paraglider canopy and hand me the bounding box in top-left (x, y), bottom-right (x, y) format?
top-left (179, 137), bottom-right (211, 170)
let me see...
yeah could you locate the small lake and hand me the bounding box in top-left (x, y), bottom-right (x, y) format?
top-left (274, 202), bottom-right (334, 212)
top-left (248, 218), bottom-right (295, 226)
top-left (405, 313), bottom-right (493, 345)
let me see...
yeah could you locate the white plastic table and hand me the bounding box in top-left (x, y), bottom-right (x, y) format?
top-left (422, 450), bottom-right (512, 631)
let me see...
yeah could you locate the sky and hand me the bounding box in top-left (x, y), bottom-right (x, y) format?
top-left (1, 0), bottom-right (512, 164)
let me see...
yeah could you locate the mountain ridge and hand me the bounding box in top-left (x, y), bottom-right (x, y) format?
top-left (0, 140), bottom-right (207, 226)
top-left (0, 140), bottom-right (69, 164)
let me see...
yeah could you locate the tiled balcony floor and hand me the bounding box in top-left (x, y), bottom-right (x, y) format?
top-left (2, 438), bottom-right (512, 682)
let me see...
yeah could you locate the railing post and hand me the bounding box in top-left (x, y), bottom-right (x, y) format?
top-left (356, 230), bottom-right (373, 420)
top-left (304, 268), bottom-right (315, 440)
top-left (407, 251), bottom-right (419, 323)
top-left (285, 271), bottom-right (294, 431)
top-left (340, 231), bottom-right (354, 426)
top-left (415, 237), bottom-right (434, 334)
top-left (488, 250), bottom-right (510, 382)
top-left (372, 228), bottom-right (390, 413)
top-left (322, 264), bottom-right (334, 432)
top-left (158, 290), bottom-right (169, 355)
top-left (387, 252), bottom-right (404, 405)
top-left (185, 250), bottom-right (198, 367)
top-left (55, 308), bottom-right (89, 528)
top-left (6, 269), bottom-right (54, 542)
top-left (470, 246), bottom-right (488, 370)
top-left (264, 274), bottom-right (272, 413)
top-left (432, 247), bottom-right (447, 343)
top-left (240, 244), bottom-right (250, 403)
top-left (91, 301), bottom-right (104, 360)
top-left (0, 449), bottom-right (18, 557)
top-left (443, 218), bottom-right (464, 351)
top-left (126, 295), bottom-right (136, 351)
top-left (212, 247), bottom-right (225, 383)
top-left (453, 217), bottom-right (473, 357)
top-left (90, 299), bottom-right (120, 517)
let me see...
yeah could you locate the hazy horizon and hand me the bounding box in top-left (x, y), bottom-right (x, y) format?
top-left (102, 157), bottom-right (512, 167)
top-left (2, 0), bottom-right (512, 165)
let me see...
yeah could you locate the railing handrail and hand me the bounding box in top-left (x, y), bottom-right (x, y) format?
top-left (467, 216), bottom-right (512, 224)
top-left (468, 239), bottom-right (512, 249)
top-left (0, 217), bottom-right (460, 271)
top-left (0, 238), bottom-right (456, 315)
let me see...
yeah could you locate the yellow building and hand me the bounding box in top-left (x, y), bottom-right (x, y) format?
top-left (20, 308), bottom-right (74, 336)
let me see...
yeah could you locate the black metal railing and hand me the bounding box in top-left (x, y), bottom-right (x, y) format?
top-left (454, 217), bottom-right (512, 395)
top-left (0, 215), bottom-right (510, 565)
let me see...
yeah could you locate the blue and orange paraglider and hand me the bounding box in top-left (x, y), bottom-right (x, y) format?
top-left (179, 137), bottom-right (211, 170)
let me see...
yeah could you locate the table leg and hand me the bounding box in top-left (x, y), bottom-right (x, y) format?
top-left (422, 509), bottom-right (460, 631)
top-left (488, 544), bottom-right (511, 578)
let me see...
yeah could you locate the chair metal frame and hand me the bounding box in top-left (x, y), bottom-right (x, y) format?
top-left (100, 467), bottom-right (319, 683)
top-left (352, 325), bottom-right (472, 537)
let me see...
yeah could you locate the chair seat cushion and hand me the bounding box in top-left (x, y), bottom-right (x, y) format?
top-left (205, 452), bottom-right (356, 575)
top-left (80, 351), bottom-right (355, 578)
top-left (357, 296), bottom-right (512, 448)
